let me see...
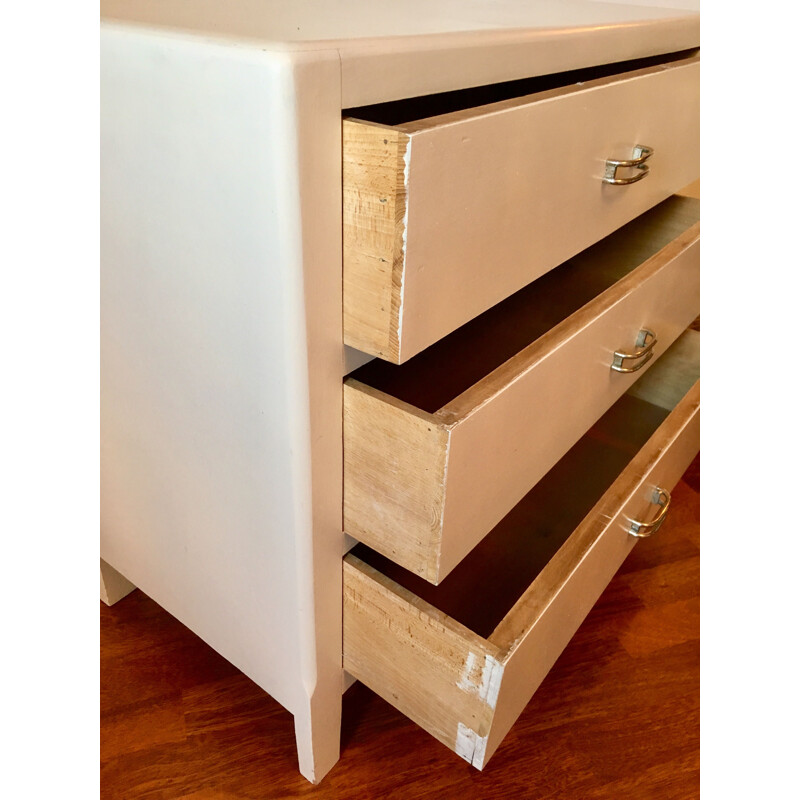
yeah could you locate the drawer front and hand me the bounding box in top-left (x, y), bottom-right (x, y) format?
top-left (344, 201), bottom-right (699, 583)
top-left (344, 54), bottom-right (699, 363)
top-left (344, 337), bottom-right (700, 769)
top-left (484, 385), bottom-right (700, 764)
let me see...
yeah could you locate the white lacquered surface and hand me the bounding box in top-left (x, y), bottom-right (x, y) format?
top-left (100, 0), bottom-right (699, 106)
top-left (100, 0), bottom-right (696, 44)
top-left (101, 27), bottom-right (345, 781)
top-left (101, 30), bottom-right (306, 713)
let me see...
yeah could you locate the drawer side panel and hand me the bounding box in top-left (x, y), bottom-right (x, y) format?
top-left (343, 557), bottom-right (501, 762)
top-left (343, 381), bottom-right (448, 580)
top-left (343, 121), bottom-right (409, 360)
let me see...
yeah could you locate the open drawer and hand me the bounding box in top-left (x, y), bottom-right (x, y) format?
top-left (344, 196), bottom-right (699, 583)
top-left (343, 51), bottom-right (699, 362)
top-left (343, 329), bottom-right (700, 769)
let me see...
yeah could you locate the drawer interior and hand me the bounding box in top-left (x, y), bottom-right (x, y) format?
top-left (348, 195), bottom-right (699, 414)
top-left (345, 49), bottom-right (698, 127)
top-left (349, 327), bottom-right (699, 639)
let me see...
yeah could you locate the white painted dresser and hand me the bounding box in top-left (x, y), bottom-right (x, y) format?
top-left (100, 0), bottom-right (700, 784)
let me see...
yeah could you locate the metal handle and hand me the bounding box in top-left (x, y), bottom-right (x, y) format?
top-left (603, 145), bottom-right (653, 185)
top-left (611, 329), bottom-right (657, 373)
top-left (628, 487), bottom-right (671, 537)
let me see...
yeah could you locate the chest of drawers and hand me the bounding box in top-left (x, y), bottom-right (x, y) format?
top-left (100, 0), bottom-right (700, 785)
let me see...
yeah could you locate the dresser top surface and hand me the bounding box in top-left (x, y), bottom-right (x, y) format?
top-left (101, 0), bottom-right (698, 114)
top-left (100, 0), bottom-right (698, 50)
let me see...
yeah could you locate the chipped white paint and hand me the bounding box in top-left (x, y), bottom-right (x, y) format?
top-left (456, 651), bottom-right (505, 709)
top-left (396, 135), bottom-right (412, 357)
top-left (433, 424), bottom-right (452, 578)
top-left (456, 651), bottom-right (479, 694)
top-left (455, 722), bottom-right (489, 769)
top-left (455, 722), bottom-right (478, 763)
top-left (481, 654), bottom-right (504, 710)
top-left (472, 729), bottom-right (488, 770)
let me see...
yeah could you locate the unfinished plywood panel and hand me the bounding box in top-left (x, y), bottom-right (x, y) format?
top-left (343, 383), bottom-right (448, 573)
top-left (343, 557), bottom-right (502, 765)
top-left (343, 121), bottom-right (410, 361)
top-left (343, 54), bottom-right (699, 362)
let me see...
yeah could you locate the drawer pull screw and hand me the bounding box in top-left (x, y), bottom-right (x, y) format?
top-left (611, 328), bottom-right (657, 373)
top-left (603, 144), bottom-right (653, 185)
top-left (628, 487), bottom-right (671, 537)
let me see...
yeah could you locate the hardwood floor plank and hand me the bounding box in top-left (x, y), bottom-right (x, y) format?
top-left (618, 597), bottom-right (700, 657)
top-left (620, 556), bottom-right (700, 605)
top-left (101, 693), bottom-right (187, 759)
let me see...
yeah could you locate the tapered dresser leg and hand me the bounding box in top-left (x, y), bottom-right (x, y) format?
top-left (293, 689), bottom-right (342, 785)
top-left (100, 558), bottom-right (136, 606)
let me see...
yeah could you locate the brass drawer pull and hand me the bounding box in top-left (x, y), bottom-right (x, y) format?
top-left (628, 487), bottom-right (671, 537)
top-left (611, 328), bottom-right (657, 373)
top-left (603, 145), bottom-right (653, 185)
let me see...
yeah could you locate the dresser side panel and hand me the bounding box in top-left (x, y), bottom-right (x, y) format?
top-left (100, 29), bottom-right (315, 715)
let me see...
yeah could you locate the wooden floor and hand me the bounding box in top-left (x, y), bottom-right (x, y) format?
top-left (101, 455), bottom-right (699, 800)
